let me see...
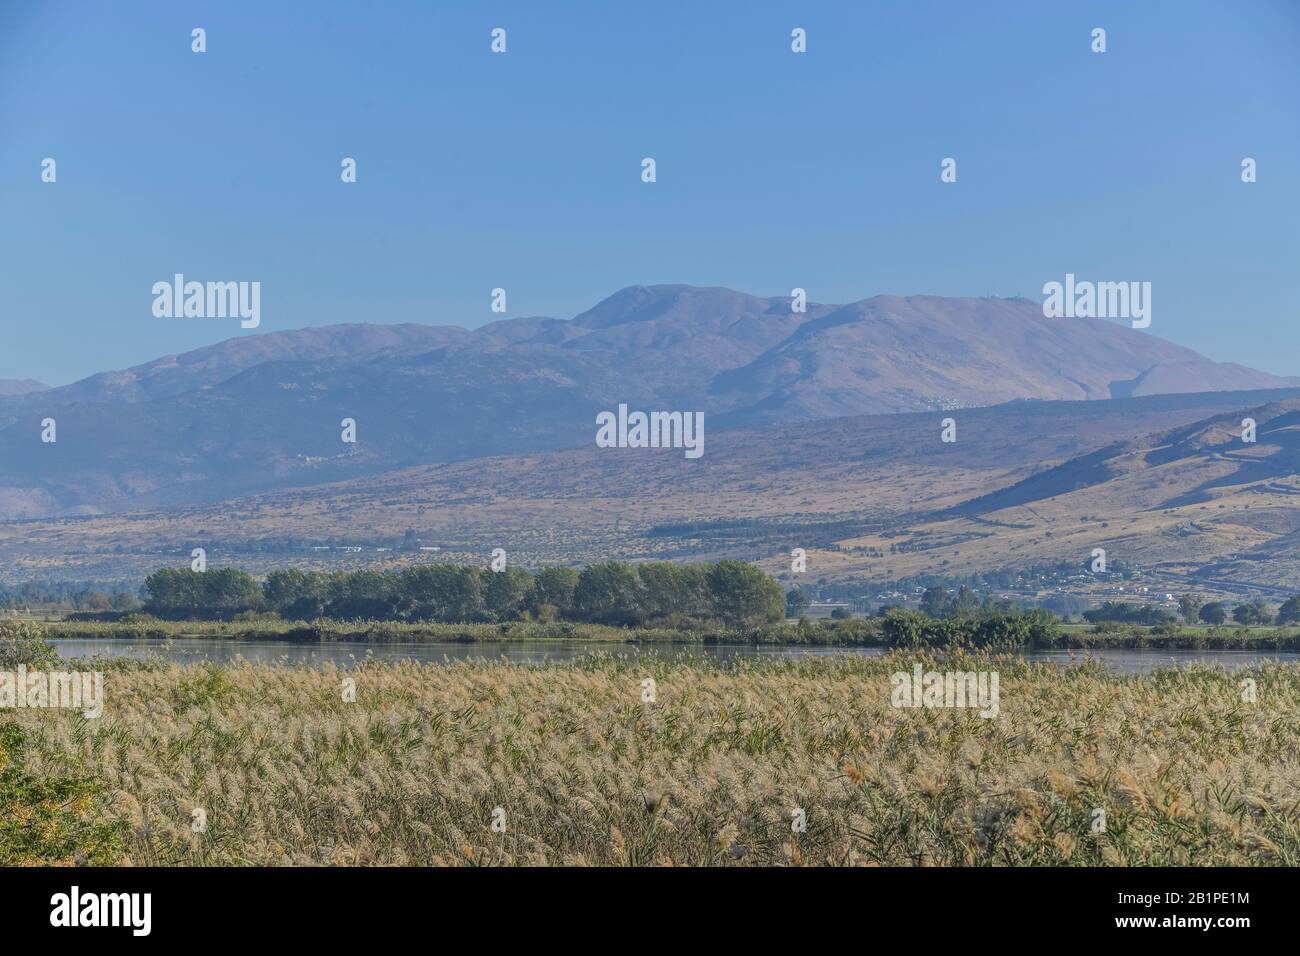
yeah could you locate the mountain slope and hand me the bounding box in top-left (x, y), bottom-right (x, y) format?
top-left (712, 295), bottom-right (1295, 423)
top-left (7, 324), bottom-right (474, 408)
top-left (0, 285), bottom-right (1295, 519)
top-left (953, 399), bottom-right (1300, 517)
top-left (3, 388), bottom-right (1298, 589)
top-left (0, 379), bottom-right (48, 397)
top-left (821, 398), bottom-right (1300, 591)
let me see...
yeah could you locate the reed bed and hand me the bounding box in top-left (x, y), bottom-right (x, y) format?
top-left (6, 652), bottom-right (1299, 866)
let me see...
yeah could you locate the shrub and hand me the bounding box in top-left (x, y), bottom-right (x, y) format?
top-left (0, 620), bottom-right (59, 669)
top-left (0, 722), bottom-right (125, 865)
top-left (882, 608), bottom-right (936, 647)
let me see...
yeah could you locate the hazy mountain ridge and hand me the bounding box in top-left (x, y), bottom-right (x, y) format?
top-left (6, 324), bottom-right (474, 407)
top-left (0, 379), bottom-right (48, 397)
top-left (0, 285), bottom-right (1296, 520)
top-left (712, 296), bottom-right (1294, 422)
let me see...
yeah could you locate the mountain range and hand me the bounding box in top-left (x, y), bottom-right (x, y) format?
top-left (0, 379), bottom-right (48, 397)
top-left (3, 385), bottom-right (1299, 597)
top-left (1, 285), bottom-right (1296, 521)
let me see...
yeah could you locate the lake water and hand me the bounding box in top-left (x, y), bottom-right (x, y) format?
top-left (48, 638), bottom-right (1300, 675)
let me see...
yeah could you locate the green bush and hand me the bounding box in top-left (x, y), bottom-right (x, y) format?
top-left (881, 608), bottom-right (1054, 650)
top-left (881, 608), bottom-right (936, 648)
top-left (0, 723), bottom-right (126, 865)
top-left (0, 620), bottom-right (59, 669)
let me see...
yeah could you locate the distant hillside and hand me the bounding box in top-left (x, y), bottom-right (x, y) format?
top-left (0, 379), bottom-right (48, 397)
top-left (9, 324), bottom-right (473, 406)
top-left (952, 399), bottom-right (1300, 518)
top-left (710, 295), bottom-right (1297, 423)
top-left (3, 387), bottom-right (1298, 593)
top-left (0, 285), bottom-right (1295, 519)
top-left (837, 397), bottom-right (1300, 593)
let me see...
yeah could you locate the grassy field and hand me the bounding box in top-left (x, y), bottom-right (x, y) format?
top-left (4, 651), bottom-right (1299, 866)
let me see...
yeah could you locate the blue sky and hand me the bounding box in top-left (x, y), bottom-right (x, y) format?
top-left (1, 0), bottom-right (1297, 385)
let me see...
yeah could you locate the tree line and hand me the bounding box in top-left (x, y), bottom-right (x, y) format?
top-left (1084, 595), bottom-right (1300, 627)
top-left (141, 560), bottom-right (787, 627)
top-left (879, 607), bottom-right (1060, 649)
top-left (1, 580), bottom-right (140, 612)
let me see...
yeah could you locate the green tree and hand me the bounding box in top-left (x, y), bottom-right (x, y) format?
top-left (920, 586), bottom-right (952, 619)
top-left (265, 568), bottom-right (311, 611)
top-left (574, 562), bottom-right (645, 625)
top-left (1251, 598), bottom-right (1274, 625)
top-left (786, 588), bottom-right (810, 618)
top-left (950, 585), bottom-right (980, 617)
top-left (264, 569), bottom-right (328, 619)
top-left (706, 560), bottom-right (785, 626)
top-left (142, 568), bottom-right (204, 617)
top-left (1199, 602), bottom-right (1228, 625)
top-left (673, 564), bottom-right (711, 618)
top-left (201, 568), bottom-right (263, 615)
top-left (1177, 593), bottom-right (1204, 623)
top-left (324, 569), bottom-right (398, 619)
top-left (1277, 595), bottom-right (1300, 625)
top-left (399, 565), bottom-right (484, 622)
top-left (530, 567), bottom-right (579, 619)
top-left (637, 563), bottom-right (710, 620)
top-left (1083, 601), bottom-right (1172, 625)
top-left (1232, 600), bottom-right (1272, 626)
top-left (635, 562), bottom-right (682, 620)
top-left (484, 566), bottom-right (534, 621)
top-left (953, 609), bottom-right (1060, 649)
top-left (143, 567), bottom-right (260, 618)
